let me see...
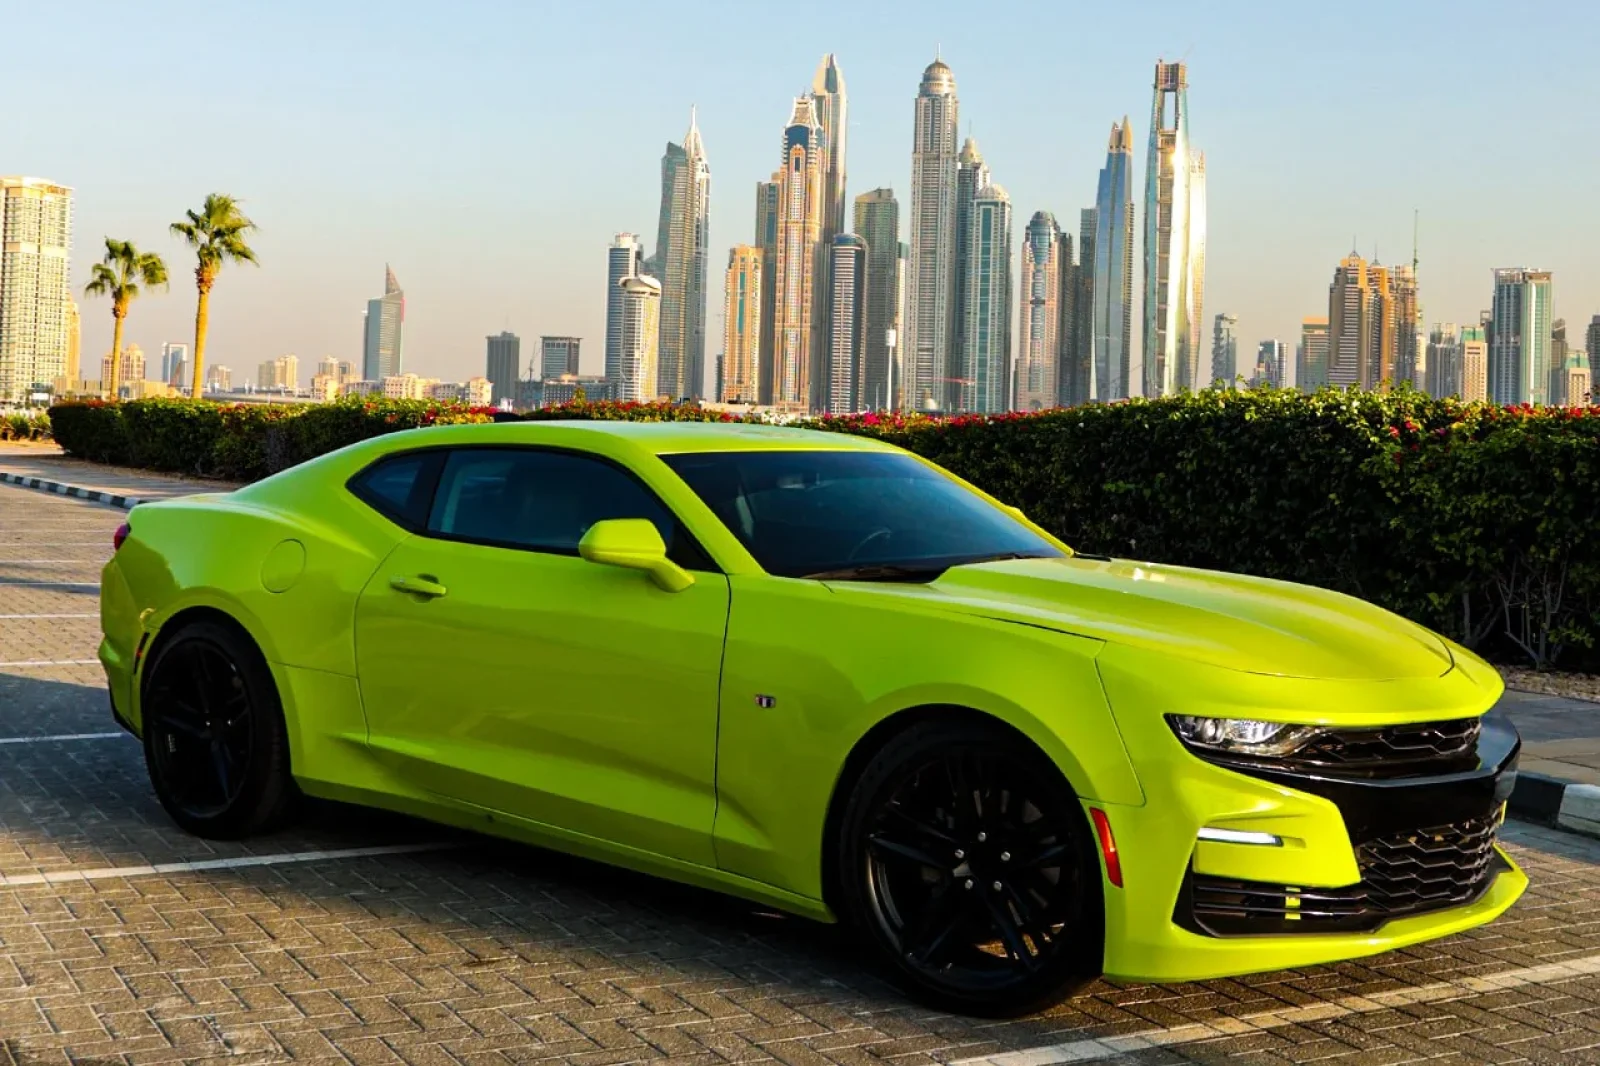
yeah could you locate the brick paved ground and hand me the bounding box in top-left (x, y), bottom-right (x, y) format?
top-left (3, 481), bottom-right (1600, 1065)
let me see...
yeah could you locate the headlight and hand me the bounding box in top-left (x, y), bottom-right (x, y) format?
top-left (1167, 715), bottom-right (1319, 756)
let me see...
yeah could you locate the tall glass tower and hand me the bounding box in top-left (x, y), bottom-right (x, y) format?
top-left (853, 188), bottom-right (900, 411)
top-left (772, 97), bottom-right (825, 412)
top-left (652, 109), bottom-right (710, 400)
top-left (904, 58), bottom-right (960, 411)
top-left (604, 234), bottom-right (644, 384)
top-left (1092, 119), bottom-right (1135, 400)
top-left (362, 265), bottom-right (405, 381)
top-left (962, 183), bottom-right (1012, 414)
top-left (1016, 211), bottom-right (1061, 411)
top-left (1142, 62), bottom-right (1206, 397)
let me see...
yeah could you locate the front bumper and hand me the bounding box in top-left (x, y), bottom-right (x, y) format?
top-left (1092, 706), bottom-right (1525, 984)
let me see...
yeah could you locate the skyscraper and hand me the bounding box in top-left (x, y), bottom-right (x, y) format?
top-left (616, 276), bottom-right (661, 403)
top-left (604, 233), bottom-right (644, 384)
top-left (652, 109), bottom-right (711, 400)
top-left (1392, 265), bottom-right (1421, 388)
top-left (1488, 268), bottom-right (1553, 404)
top-left (540, 336), bottom-right (581, 379)
top-left (1587, 315), bottom-right (1600, 373)
top-left (904, 58), bottom-right (960, 411)
top-left (962, 183), bottom-right (1012, 414)
top-left (485, 331), bottom-right (521, 406)
top-left (1016, 211), bottom-right (1061, 411)
top-left (951, 137), bottom-right (990, 409)
top-left (1143, 63), bottom-right (1206, 397)
top-left (827, 235), bottom-right (867, 414)
top-left (1059, 220), bottom-right (1088, 407)
top-left (362, 266), bottom-right (404, 381)
top-left (812, 55), bottom-right (849, 250)
top-left (753, 179), bottom-right (781, 404)
top-left (1426, 324), bottom-right (1462, 399)
top-left (0, 177), bottom-right (73, 404)
top-left (722, 245), bottom-right (762, 403)
top-left (1327, 253), bottom-right (1396, 389)
top-left (1254, 340), bottom-right (1286, 388)
top-left (771, 96), bottom-right (826, 412)
top-left (1092, 120), bottom-right (1135, 401)
top-left (1461, 324), bottom-right (1489, 402)
top-left (1211, 313), bottom-right (1238, 386)
top-left (63, 297), bottom-right (80, 385)
top-left (853, 188), bottom-right (900, 411)
top-left (160, 342), bottom-right (188, 386)
top-left (1549, 318), bottom-right (1570, 404)
top-left (1298, 317), bottom-right (1330, 390)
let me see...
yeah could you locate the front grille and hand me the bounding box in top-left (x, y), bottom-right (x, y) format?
top-left (1288, 718), bottom-right (1482, 778)
top-left (1184, 813), bottom-right (1505, 936)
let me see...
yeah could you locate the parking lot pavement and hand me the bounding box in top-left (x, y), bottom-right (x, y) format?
top-left (3, 482), bottom-right (1600, 1066)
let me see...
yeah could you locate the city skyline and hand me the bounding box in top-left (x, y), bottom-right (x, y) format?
top-left (5, 2), bottom-right (1597, 393)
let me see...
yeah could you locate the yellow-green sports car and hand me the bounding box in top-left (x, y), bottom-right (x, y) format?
top-left (99, 420), bottom-right (1525, 1015)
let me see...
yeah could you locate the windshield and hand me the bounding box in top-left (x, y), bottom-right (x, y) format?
top-left (661, 450), bottom-right (1063, 579)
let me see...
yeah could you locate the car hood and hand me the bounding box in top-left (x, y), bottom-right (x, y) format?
top-left (834, 555), bottom-right (1454, 682)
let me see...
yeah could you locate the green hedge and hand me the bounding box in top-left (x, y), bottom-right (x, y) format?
top-left (48, 390), bottom-right (1600, 670)
top-left (0, 412), bottom-right (51, 442)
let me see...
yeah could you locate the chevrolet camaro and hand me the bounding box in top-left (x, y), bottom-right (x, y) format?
top-left (99, 420), bottom-right (1525, 1015)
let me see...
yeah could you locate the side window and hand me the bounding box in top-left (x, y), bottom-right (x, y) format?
top-left (348, 451), bottom-right (441, 529)
top-left (426, 448), bottom-right (714, 569)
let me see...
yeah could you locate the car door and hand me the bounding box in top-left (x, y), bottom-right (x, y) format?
top-left (352, 445), bottom-right (730, 867)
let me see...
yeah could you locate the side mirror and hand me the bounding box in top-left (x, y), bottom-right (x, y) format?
top-left (578, 518), bottom-right (695, 593)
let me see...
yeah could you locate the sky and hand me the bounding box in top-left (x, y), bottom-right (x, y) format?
top-left (7, 0), bottom-right (1598, 388)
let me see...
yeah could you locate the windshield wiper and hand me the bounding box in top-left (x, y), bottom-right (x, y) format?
top-left (801, 564), bottom-right (951, 582)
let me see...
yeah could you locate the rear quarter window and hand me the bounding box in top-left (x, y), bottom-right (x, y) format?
top-left (347, 451), bottom-right (443, 529)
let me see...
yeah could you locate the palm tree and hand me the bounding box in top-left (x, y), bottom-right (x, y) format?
top-left (171, 194), bottom-right (258, 399)
top-left (83, 239), bottom-right (169, 400)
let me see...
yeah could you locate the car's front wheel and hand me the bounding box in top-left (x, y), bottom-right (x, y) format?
top-left (836, 720), bottom-right (1104, 1016)
top-left (141, 618), bottom-right (296, 839)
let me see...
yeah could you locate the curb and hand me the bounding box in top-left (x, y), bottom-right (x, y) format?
top-left (1509, 773), bottom-right (1600, 839)
top-left (0, 471), bottom-right (148, 510)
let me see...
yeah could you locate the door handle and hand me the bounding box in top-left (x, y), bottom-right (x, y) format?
top-left (390, 575), bottom-right (448, 599)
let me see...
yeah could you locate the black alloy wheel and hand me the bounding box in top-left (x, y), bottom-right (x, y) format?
top-left (837, 720), bottom-right (1103, 1016)
top-left (141, 619), bottom-right (296, 839)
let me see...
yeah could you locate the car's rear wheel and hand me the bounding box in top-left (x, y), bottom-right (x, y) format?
top-left (836, 720), bottom-right (1104, 1016)
top-left (141, 619), bottom-right (296, 839)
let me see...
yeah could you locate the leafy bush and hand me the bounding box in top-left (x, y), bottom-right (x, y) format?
top-left (47, 389), bottom-right (1600, 670)
top-left (0, 411), bottom-right (52, 441)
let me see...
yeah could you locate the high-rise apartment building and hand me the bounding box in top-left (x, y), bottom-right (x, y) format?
top-left (362, 266), bottom-right (404, 381)
top-left (102, 345), bottom-right (145, 389)
top-left (853, 188), bottom-right (899, 411)
top-left (1211, 313), bottom-right (1238, 386)
top-left (1060, 218), bottom-right (1089, 407)
top-left (0, 177), bottom-right (73, 403)
top-left (616, 276), bottom-right (661, 403)
top-left (812, 55), bottom-right (849, 253)
top-left (905, 58), bottom-right (961, 411)
top-left (1426, 324), bottom-right (1462, 399)
top-left (160, 343), bottom-right (188, 386)
top-left (1143, 63), bottom-right (1206, 397)
top-left (1297, 317), bottom-right (1330, 391)
top-left (206, 364), bottom-right (232, 392)
top-left (962, 184), bottom-right (1012, 414)
top-left (1460, 324), bottom-right (1488, 402)
top-left (1016, 211), bottom-right (1061, 411)
top-left (722, 246), bottom-right (762, 403)
top-left (1548, 318), bottom-right (1570, 405)
top-left (652, 110), bottom-right (711, 400)
top-left (604, 234), bottom-right (644, 384)
top-left (540, 336), bottom-right (581, 379)
top-left (1488, 268), bottom-right (1553, 404)
top-left (1254, 340), bottom-right (1286, 388)
top-left (951, 137), bottom-right (990, 409)
top-left (753, 179), bottom-right (781, 405)
top-left (1327, 254), bottom-right (1397, 389)
top-left (1587, 316), bottom-right (1600, 371)
top-left (1091, 121), bottom-right (1135, 401)
top-left (316, 355), bottom-right (340, 380)
top-left (1563, 350), bottom-right (1591, 406)
top-left (485, 331), bottom-right (521, 406)
top-left (771, 97), bottom-right (827, 412)
top-left (827, 235), bottom-right (866, 414)
top-left (257, 354), bottom-right (298, 391)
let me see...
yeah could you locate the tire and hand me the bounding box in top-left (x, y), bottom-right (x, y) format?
top-left (835, 720), bottom-right (1104, 1016)
top-left (140, 618), bottom-right (297, 839)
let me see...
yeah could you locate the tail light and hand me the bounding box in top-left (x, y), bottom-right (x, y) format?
top-left (113, 522), bottom-right (130, 552)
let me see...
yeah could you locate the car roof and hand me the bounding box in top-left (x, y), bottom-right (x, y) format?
top-left (469, 419), bottom-right (899, 455)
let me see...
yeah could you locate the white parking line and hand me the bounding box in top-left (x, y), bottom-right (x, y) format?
top-left (0, 732), bottom-right (126, 745)
top-left (0, 843), bottom-right (457, 887)
top-left (0, 659), bottom-right (100, 667)
top-left (952, 952), bottom-right (1600, 1065)
top-left (0, 613), bottom-right (98, 619)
